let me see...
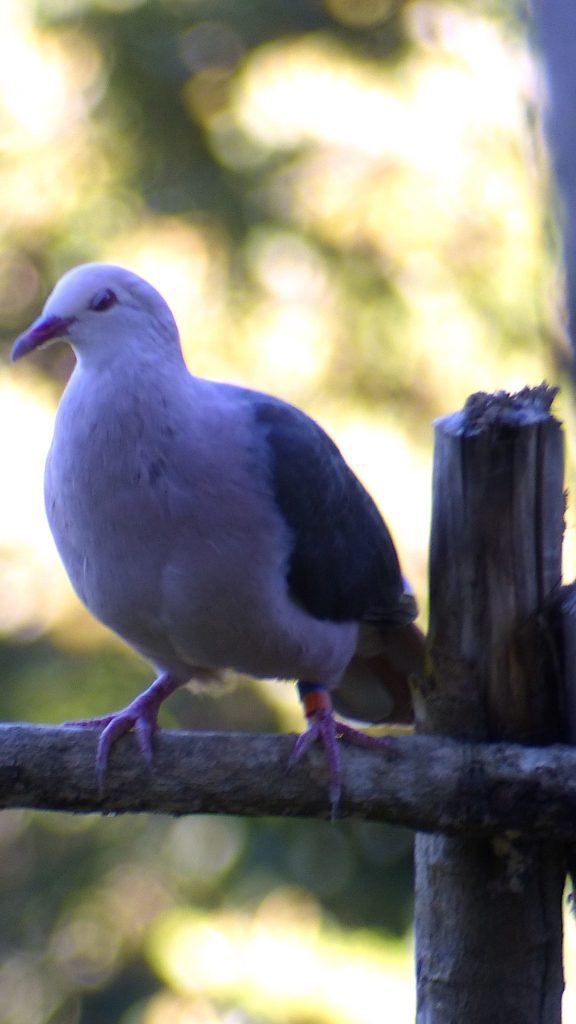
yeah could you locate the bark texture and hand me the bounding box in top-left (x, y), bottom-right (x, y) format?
top-left (415, 387), bottom-right (566, 1024)
top-left (2, 724), bottom-right (576, 838)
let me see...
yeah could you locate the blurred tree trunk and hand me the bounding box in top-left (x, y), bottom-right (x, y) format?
top-left (530, 0), bottom-right (576, 917)
top-left (531, 0), bottom-right (576, 372)
top-left (414, 387), bottom-right (566, 1023)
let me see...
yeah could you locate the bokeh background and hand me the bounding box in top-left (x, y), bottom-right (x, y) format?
top-left (0, 1), bottom-right (575, 1021)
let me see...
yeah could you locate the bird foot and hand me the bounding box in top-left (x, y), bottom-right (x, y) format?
top-left (291, 683), bottom-right (392, 819)
top-left (63, 672), bottom-right (181, 789)
top-left (289, 707), bottom-right (343, 818)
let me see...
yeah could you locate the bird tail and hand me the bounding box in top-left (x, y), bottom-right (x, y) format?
top-left (331, 621), bottom-right (426, 725)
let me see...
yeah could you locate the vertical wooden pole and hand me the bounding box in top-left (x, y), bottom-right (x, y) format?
top-left (415, 387), bottom-right (566, 1024)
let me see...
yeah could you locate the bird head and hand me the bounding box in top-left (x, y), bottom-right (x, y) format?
top-left (11, 263), bottom-right (183, 367)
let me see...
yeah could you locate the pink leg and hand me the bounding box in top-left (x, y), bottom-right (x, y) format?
top-left (64, 672), bottom-right (183, 788)
top-left (291, 682), bottom-right (392, 818)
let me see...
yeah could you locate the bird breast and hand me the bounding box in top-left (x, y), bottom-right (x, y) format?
top-left (44, 366), bottom-right (357, 686)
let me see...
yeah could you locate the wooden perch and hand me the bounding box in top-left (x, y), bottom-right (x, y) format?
top-left (415, 386), bottom-right (565, 1024)
top-left (3, 723), bottom-right (576, 839)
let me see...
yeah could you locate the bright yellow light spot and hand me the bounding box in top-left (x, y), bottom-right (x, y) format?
top-left (241, 300), bottom-right (333, 398)
top-left (236, 13), bottom-right (528, 166)
top-left (233, 229), bottom-right (337, 397)
top-left (236, 40), bottom-right (401, 157)
top-left (0, 1), bottom-right (115, 237)
top-left (326, 410), bottom-right (431, 594)
top-left (0, 373), bottom-right (75, 634)
top-left (247, 230), bottom-right (331, 304)
top-left (107, 217), bottom-right (229, 379)
top-left (148, 890), bottom-right (414, 1024)
top-left (0, 2), bottom-right (103, 147)
top-left (0, 4), bottom-right (69, 145)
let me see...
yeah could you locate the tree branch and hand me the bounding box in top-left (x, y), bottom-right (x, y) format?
top-left (2, 722), bottom-right (576, 837)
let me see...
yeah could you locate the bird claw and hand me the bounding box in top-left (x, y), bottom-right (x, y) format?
top-left (64, 700), bottom-right (160, 792)
top-left (290, 706), bottom-right (394, 821)
top-left (62, 672), bottom-right (180, 791)
top-left (95, 702), bottom-right (158, 790)
top-left (289, 708), bottom-right (343, 820)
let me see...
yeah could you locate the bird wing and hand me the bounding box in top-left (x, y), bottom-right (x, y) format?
top-left (252, 396), bottom-right (417, 627)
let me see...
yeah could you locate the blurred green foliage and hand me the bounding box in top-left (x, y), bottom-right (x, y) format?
top-left (0, 0), bottom-right (559, 1020)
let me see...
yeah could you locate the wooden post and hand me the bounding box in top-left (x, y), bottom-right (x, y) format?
top-left (415, 386), bottom-right (566, 1023)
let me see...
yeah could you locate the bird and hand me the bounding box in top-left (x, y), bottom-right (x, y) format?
top-left (12, 263), bottom-right (425, 812)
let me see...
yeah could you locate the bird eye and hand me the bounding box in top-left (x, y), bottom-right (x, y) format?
top-left (89, 288), bottom-right (118, 312)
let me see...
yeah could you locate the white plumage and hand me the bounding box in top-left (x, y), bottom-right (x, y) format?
top-left (12, 263), bottom-right (424, 810)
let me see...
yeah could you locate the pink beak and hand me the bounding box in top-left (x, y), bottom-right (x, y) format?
top-left (11, 314), bottom-right (76, 362)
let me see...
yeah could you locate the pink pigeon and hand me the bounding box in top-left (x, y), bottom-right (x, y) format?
top-left (12, 264), bottom-right (425, 812)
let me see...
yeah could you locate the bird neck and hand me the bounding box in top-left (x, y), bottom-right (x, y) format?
top-left (74, 336), bottom-right (187, 378)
